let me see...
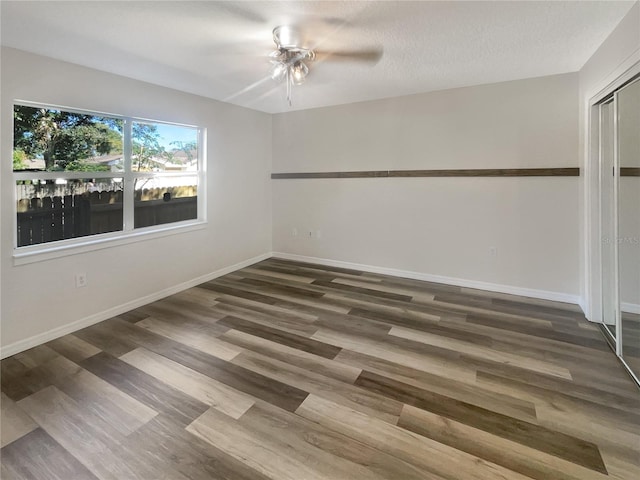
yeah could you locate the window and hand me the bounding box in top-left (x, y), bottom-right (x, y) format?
top-left (13, 103), bottom-right (204, 252)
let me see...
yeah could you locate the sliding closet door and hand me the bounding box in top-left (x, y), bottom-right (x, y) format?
top-left (617, 78), bottom-right (640, 376)
top-left (600, 100), bottom-right (617, 337)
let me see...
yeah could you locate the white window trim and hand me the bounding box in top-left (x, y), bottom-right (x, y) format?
top-left (13, 221), bottom-right (207, 266)
top-left (12, 101), bottom-right (207, 265)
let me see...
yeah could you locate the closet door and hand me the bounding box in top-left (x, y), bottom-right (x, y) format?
top-left (617, 78), bottom-right (640, 376)
top-left (600, 99), bottom-right (617, 337)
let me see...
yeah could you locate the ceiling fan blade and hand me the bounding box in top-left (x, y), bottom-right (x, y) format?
top-left (216, 3), bottom-right (267, 24)
top-left (313, 48), bottom-right (383, 64)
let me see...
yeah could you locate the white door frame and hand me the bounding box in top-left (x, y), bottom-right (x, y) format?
top-left (583, 57), bottom-right (640, 324)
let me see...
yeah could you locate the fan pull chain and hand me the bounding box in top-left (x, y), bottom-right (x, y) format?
top-left (286, 68), bottom-right (293, 106)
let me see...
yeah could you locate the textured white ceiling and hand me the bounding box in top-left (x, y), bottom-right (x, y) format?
top-left (1, 1), bottom-right (635, 113)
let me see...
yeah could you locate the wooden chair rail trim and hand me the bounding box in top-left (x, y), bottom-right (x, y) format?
top-left (271, 168), bottom-right (580, 179)
top-left (621, 167), bottom-right (640, 177)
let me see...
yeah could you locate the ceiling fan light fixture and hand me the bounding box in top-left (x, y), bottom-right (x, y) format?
top-left (291, 61), bottom-right (309, 85)
top-left (270, 62), bottom-right (287, 82)
top-left (269, 25), bottom-right (316, 106)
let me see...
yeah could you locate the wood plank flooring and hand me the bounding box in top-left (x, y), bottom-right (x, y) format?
top-left (1, 258), bottom-right (639, 479)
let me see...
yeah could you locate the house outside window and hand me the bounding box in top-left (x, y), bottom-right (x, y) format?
top-left (13, 103), bottom-right (205, 253)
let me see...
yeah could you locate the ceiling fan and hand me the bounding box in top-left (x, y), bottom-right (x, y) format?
top-left (268, 25), bottom-right (383, 106)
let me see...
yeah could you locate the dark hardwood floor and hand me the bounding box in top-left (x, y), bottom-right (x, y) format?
top-left (1, 258), bottom-right (639, 479)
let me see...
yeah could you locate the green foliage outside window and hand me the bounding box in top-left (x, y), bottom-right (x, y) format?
top-left (13, 105), bottom-right (124, 171)
top-left (12, 149), bottom-right (27, 170)
top-left (14, 105), bottom-right (198, 173)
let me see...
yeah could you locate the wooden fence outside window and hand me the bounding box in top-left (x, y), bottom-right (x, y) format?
top-left (16, 188), bottom-right (197, 247)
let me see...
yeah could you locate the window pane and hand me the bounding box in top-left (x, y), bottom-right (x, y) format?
top-left (16, 178), bottom-right (123, 247)
top-left (134, 176), bottom-right (197, 228)
top-left (132, 121), bottom-right (198, 172)
top-left (13, 105), bottom-right (123, 172)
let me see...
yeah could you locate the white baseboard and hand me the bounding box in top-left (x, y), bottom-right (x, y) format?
top-left (577, 298), bottom-right (588, 318)
top-left (272, 252), bottom-right (581, 305)
top-left (622, 302), bottom-right (640, 315)
top-left (0, 252), bottom-right (271, 359)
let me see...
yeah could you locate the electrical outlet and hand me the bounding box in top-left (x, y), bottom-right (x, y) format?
top-left (489, 247), bottom-right (497, 258)
top-left (75, 273), bottom-right (87, 288)
top-left (292, 227), bottom-right (298, 237)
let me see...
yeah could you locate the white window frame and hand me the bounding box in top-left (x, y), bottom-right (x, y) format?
top-left (12, 101), bottom-right (207, 265)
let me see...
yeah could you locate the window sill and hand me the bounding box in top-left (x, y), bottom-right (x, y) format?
top-left (13, 221), bottom-right (207, 266)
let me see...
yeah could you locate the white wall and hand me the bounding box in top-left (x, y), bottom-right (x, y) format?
top-left (272, 74), bottom-right (580, 299)
top-left (0, 48), bottom-right (272, 353)
top-left (578, 2), bottom-right (640, 318)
